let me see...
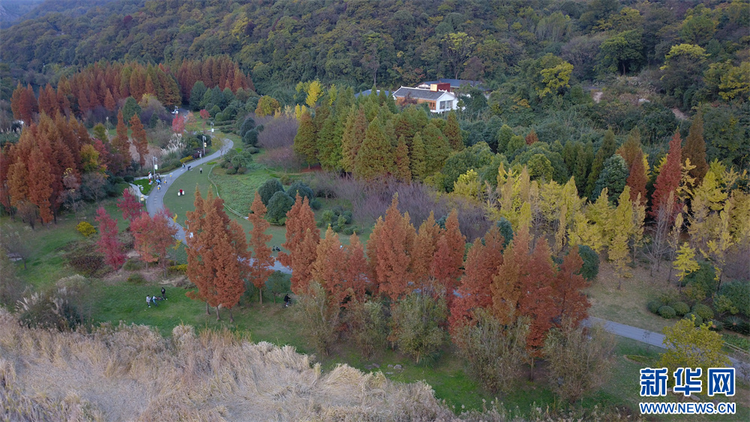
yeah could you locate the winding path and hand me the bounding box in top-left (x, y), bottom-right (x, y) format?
top-left (138, 144), bottom-right (747, 372)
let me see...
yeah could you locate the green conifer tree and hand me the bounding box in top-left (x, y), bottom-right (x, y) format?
top-left (586, 129), bottom-right (618, 198)
top-left (354, 117), bottom-right (394, 179)
top-left (410, 132), bottom-right (427, 181)
top-left (293, 111), bottom-right (317, 167)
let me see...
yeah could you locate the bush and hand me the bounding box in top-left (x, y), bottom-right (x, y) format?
top-left (239, 115), bottom-right (256, 138)
top-left (226, 167), bottom-right (237, 175)
top-left (123, 259), bottom-right (143, 271)
top-left (658, 305), bottom-right (676, 319)
top-left (293, 282), bottom-right (339, 356)
top-left (247, 147), bottom-right (259, 154)
top-left (287, 181), bottom-right (315, 203)
top-left (683, 262), bottom-right (717, 299)
top-left (265, 271), bottom-right (291, 303)
top-left (347, 299), bottom-right (388, 359)
top-left (258, 178), bottom-right (285, 205)
top-left (236, 167), bottom-right (247, 174)
top-left (310, 198), bottom-right (323, 210)
top-left (168, 264), bottom-right (188, 275)
top-left (671, 301), bottom-right (690, 316)
top-left (266, 191), bottom-right (295, 225)
top-left (127, 274), bottom-right (145, 284)
top-left (17, 290), bottom-right (83, 331)
top-left (724, 316), bottom-right (744, 333)
top-left (718, 280), bottom-right (750, 317)
top-left (77, 222), bottom-right (96, 237)
top-left (180, 156), bottom-right (195, 164)
top-left (454, 309), bottom-right (529, 393)
top-left (343, 226), bottom-right (355, 235)
top-left (692, 303), bottom-right (715, 321)
top-left (708, 320), bottom-right (723, 331)
top-left (647, 300), bottom-right (664, 314)
top-left (390, 292), bottom-right (447, 364)
top-left (123, 175), bottom-right (134, 183)
top-left (576, 245), bottom-right (599, 281)
top-left (684, 312), bottom-right (703, 327)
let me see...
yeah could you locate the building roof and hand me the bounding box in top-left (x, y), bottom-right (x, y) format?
top-left (418, 79), bottom-right (486, 90)
top-left (392, 87), bottom-right (454, 101)
top-left (354, 89), bottom-right (392, 98)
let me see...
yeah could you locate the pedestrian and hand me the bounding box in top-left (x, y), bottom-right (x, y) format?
top-left (284, 294), bottom-right (291, 307)
top-left (200, 167), bottom-right (203, 174)
top-left (161, 287), bottom-right (167, 300)
top-left (152, 295), bottom-right (159, 306)
top-left (146, 295), bottom-right (151, 308)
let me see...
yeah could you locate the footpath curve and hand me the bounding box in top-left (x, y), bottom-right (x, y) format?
top-left (142, 142), bottom-right (746, 372)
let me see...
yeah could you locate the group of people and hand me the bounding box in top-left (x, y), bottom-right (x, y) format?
top-left (146, 287), bottom-right (168, 308)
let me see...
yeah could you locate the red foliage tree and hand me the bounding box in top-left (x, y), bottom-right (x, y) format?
top-left (552, 246), bottom-right (590, 326)
top-left (172, 115), bottom-right (185, 134)
top-left (410, 212), bottom-right (443, 286)
top-left (626, 150), bottom-right (648, 205)
top-left (130, 209), bottom-right (177, 271)
top-left (290, 228), bottom-right (320, 294)
top-left (312, 226), bottom-right (348, 306)
top-left (518, 239), bottom-right (557, 353)
top-left (345, 232), bottom-right (369, 303)
top-left (95, 206), bottom-right (125, 270)
top-left (650, 132), bottom-right (683, 219)
top-left (370, 194), bottom-right (416, 300)
top-left (113, 109), bottom-right (130, 159)
top-left (199, 109), bottom-right (210, 120)
top-left (525, 129), bottom-right (538, 145)
top-left (491, 226), bottom-right (531, 324)
top-left (279, 194), bottom-right (318, 268)
top-left (26, 145), bottom-right (54, 224)
top-left (117, 188), bottom-right (142, 222)
top-left (450, 226), bottom-right (505, 332)
top-left (248, 192), bottom-right (274, 303)
top-left (129, 114), bottom-right (148, 167)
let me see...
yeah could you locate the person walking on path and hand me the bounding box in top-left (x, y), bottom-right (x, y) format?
top-left (200, 167), bottom-right (203, 174)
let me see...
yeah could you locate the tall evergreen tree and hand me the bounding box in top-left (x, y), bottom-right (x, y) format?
top-left (586, 130), bottom-right (617, 198)
top-left (354, 117), bottom-right (394, 179)
top-left (293, 111), bottom-right (317, 167)
top-left (316, 110), bottom-right (342, 171)
top-left (421, 123), bottom-right (451, 175)
top-left (394, 136), bottom-right (411, 182)
top-left (341, 106), bottom-right (367, 173)
top-left (410, 132), bottom-right (427, 181)
top-left (443, 111), bottom-right (464, 150)
top-left (682, 113), bottom-right (708, 185)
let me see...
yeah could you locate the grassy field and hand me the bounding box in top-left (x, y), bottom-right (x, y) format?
top-left (586, 262), bottom-right (677, 333)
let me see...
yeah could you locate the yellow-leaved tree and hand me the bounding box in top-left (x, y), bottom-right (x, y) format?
top-left (673, 243), bottom-right (700, 286)
top-left (610, 187), bottom-right (634, 287)
top-left (452, 169), bottom-right (482, 203)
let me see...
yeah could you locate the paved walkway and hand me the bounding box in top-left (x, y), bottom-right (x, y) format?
top-left (141, 139), bottom-right (290, 273)
top-left (139, 142), bottom-right (746, 373)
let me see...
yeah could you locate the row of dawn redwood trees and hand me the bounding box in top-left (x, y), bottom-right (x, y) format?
top-left (10, 57), bottom-right (253, 123)
top-left (278, 192), bottom-right (591, 360)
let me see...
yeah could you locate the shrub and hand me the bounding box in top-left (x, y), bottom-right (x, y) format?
top-left (258, 178), bottom-right (285, 205)
top-left (684, 312), bottom-right (703, 327)
top-left (243, 129), bottom-right (259, 146)
top-left (671, 301), bottom-right (690, 316)
top-left (454, 309), bottom-right (529, 393)
top-left (390, 292), bottom-right (447, 364)
top-left (724, 316), bottom-right (743, 333)
top-left (236, 167), bottom-right (247, 174)
top-left (347, 299), bottom-right (388, 359)
top-left (127, 274), bottom-right (145, 284)
top-left (293, 282), bottom-right (339, 356)
top-left (683, 262), bottom-right (716, 292)
top-left (239, 115), bottom-right (256, 138)
top-left (287, 181), bottom-right (315, 203)
top-left (647, 300), bottom-right (664, 314)
top-left (265, 271), bottom-right (291, 303)
top-left (280, 174), bottom-right (293, 185)
top-left (67, 249), bottom-right (105, 277)
top-left (123, 175), bottom-right (134, 183)
top-left (708, 320), bottom-right (723, 331)
top-left (658, 305), bottom-right (676, 319)
top-left (168, 264), bottom-right (188, 275)
top-left (17, 290), bottom-right (83, 331)
top-left (342, 210), bottom-right (353, 224)
top-left (247, 146), bottom-right (259, 154)
top-left (77, 222), bottom-right (96, 237)
top-left (226, 167), bottom-right (237, 175)
top-left (266, 191), bottom-right (295, 225)
top-left (180, 156), bottom-right (194, 164)
top-left (576, 245), bottom-right (599, 281)
top-left (714, 294), bottom-right (738, 315)
top-left (310, 198), bottom-right (322, 210)
top-left (718, 280), bottom-right (750, 317)
top-left (343, 227), bottom-right (355, 235)
top-left (123, 259), bottom-right (143, 271)
top-left (692, 303), bottom-right (714, 321)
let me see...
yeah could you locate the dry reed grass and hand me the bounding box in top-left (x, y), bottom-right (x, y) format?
top-left (0, 309), bottom-right (463, 421)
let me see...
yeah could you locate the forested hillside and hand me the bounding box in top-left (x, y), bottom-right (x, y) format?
top-left (1, 0), bottom-right (748, 109)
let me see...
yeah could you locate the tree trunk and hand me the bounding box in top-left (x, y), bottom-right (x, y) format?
top-left (215, 305), bottom-right (221, 321)
top-left (529, 356), bottom-right (535, 381)
top-left (228, 307), bottom-right (234, 322)
top-left (259, 289), bottom-right (263, 304)
top-left (206, 302), bottom-right (210, 315)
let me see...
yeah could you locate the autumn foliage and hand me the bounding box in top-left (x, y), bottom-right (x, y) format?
top-left (651, 132), bottom-right (683, 219)
top-left (248, 192), bottom-right (274, 303)
top-left (130, 209), bottom-right (177, 270)
top-left (117, 189), bottom-right (142, 222)
top-left (95, 206), bottom-right (125, 270)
